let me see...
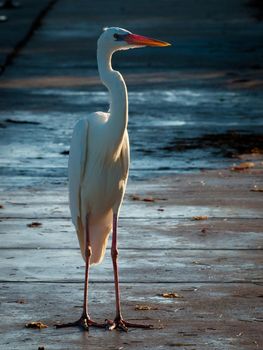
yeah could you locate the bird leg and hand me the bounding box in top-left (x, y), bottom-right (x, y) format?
top-left (106, 214), bottom-right (153, 332)
top-left (56, 215), bottom-right (105, 331)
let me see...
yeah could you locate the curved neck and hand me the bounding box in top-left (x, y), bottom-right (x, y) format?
top-left (97, 43), bottom-right (128, 153)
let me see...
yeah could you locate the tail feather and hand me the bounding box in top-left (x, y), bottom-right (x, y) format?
top-left (76, 211), bottom-right (112, 265)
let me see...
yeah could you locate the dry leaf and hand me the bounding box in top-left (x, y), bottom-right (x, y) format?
top-left (192, 216), bottom-right (208, 220)
top-left (16, 299), bottom-right (26, 304)
top-left (27, 222), bottom-right (42, 228)
top-left (25, 321), bottom-right (48, 329)
top-left (251, 147), bottom-right (263, 154)
top-left (160, 292), bottom-right (183, 298)
top-left (60, 150), bottom-right (69, 155)
top-left (231, 162), bottom-right (255, 171)
top-left (131, 195), bottom-right (155, 202)
top-left (142, 197), bottom-right (155, 202)
top-left (131, 195), bottom-right (141, 201)
top-left (135, 304), bottom-right (158, 311)
top-left (250, 187), bottom-right (263, 192)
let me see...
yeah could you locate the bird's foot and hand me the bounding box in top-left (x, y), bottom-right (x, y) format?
top-left (55, 313), bottom-right (105, 331)
top-left (106, 317), bottom-right (153, 332)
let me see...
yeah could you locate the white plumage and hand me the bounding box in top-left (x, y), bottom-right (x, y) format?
top-left (69, 112), bottom-right (129, 264)
top-left (68, 27), bottom-right (169, 267)
top-left (57, 26), bottom-right (170, 331)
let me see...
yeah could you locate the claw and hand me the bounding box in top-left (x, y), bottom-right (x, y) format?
top-left (105, 318), bottom-right (153, 332)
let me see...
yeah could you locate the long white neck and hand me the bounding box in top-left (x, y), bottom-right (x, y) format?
top-left (97, 43), bottom-right (128, 155)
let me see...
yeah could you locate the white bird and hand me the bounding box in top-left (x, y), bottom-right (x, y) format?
top-left (56, 27), bottom-right (170, 332)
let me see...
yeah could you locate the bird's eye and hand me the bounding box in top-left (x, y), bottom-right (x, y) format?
top-left (113, 33), bottom-right (120, 40)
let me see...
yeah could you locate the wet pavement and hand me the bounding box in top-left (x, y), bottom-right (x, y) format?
top-left (0, 0), bottom-right (263, 180)
top-left (1, 86), bottom-right (263, 179)
top-left (0, 0), bottom-right (263, 349)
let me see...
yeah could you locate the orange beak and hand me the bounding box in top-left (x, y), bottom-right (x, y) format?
top-left (124, 33), bottom-right (171, 47)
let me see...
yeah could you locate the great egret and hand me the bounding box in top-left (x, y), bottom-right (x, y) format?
top-left (56, 27), bottom-right (170, 332)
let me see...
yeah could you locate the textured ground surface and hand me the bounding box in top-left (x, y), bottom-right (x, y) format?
top-left (0, 0), bottom-right (263, 349)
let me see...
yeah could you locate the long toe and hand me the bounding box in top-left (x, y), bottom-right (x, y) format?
top-left (55, 317), bottom-right (89, 331)
top-left (124, 320), bottom-right (153, 329)
top-left (55, 316), bottom-right (105, 331)
top-left (106, 318), bottom-right (153, 332)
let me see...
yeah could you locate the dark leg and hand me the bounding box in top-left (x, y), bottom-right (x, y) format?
top-left (56, 215), bottom-right (105, 331)
top-left (106, 214), bottom-right (153, 332)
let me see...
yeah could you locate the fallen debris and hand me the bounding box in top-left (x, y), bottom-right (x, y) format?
top-left (143, 197), bottom-right (156, 202)
top-left (131, 194), bottom-right (167, 202)
top-left (16, 299), bottom-right (26, 304)
top-left (131, 195), bottom-right (155, 202)
top-left (231, 162), bottom-right (255, 171)
top-left (159, 292), bottom-right (183, 298)
top-left (27, 222), bottom-right (42, 228)
top-left (131, 195), bottom-right (140, 201)
top-left (250, 186), bottom-right (263, 192)
top-left (250, 147), bottom-right (263, 155)
top-left (192, 216), bottom-right (208, 220)
top-left (135, 304), bottom-right (158, 311)
top-left (25, 321), bottom-right (48, 329)
top-left (60, 150), bottom-right (69, 155)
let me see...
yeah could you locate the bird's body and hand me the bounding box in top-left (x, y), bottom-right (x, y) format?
top-left (57, 26), bottom-right (170, 332)
top-left (69, 112), bottom-right (129, 264)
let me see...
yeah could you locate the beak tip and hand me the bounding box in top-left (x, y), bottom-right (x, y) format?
top-left (152, 40), bottom-right (171, 48)
top-left (157, 42), bottom-right (171, 47)
top-left (125, 33), bottom-right (172, 48)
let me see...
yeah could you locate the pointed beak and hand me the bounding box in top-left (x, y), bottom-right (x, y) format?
top-left (124, 33), bottom-right (171, 47)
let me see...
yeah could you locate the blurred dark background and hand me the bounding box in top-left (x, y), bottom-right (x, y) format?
top-left (1, 0), bottom-right (263, 72)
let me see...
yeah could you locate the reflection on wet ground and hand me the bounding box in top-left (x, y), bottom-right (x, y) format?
top-left (162, 131), bottom-right (263, 157)
top-left (0, 86), bottom-right (263, 181)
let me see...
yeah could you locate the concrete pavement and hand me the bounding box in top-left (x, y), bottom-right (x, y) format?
top-left (0, 0), bottom-right (56, 73)
top-left (0, 1), bottom-right (263, 349)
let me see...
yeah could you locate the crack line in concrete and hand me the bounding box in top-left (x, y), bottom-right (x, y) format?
top-left (0, 0), bottom-right (58, 75)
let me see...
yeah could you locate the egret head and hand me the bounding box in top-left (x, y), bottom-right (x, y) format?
top-left (98, 27), bottom-right (171, 52)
